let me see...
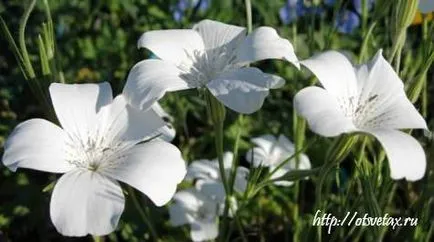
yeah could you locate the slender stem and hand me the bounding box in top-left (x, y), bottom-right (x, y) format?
top-left (127, 186), bottom-right (159, 241)
top-left (215, 118), bottom-right (231, 241)
top-left (244, 0), bottom-right (252, 34)
top-left (292, 109), bottom-right (305, 241)
top-left (205, 92), bottom-right (230, 241)
top-left (315, 135), bottom-right (356, 241)
top-left (228, 115), bottom-right (243, 193)
top-left (19, 0), bottom-right (36, 78)
top-left (92, 236), bottom-right (103, 242)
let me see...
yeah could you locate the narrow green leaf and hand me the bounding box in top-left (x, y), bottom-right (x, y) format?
top-left (38, 34), bottom-right (51, 75)
top-left (19, 0), bottom-right (37, 79)
top-left (270, 167), bottom-right (322, 183)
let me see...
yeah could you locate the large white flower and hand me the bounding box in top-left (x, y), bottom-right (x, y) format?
top-left (1, 82), bottom-right (186, 236)
top-left (245, 134), bottom-right (311, 186)
top-left (169, 188), bottom-right (219, 242)
top-left (123, 19), bottom-right (299, 114)
top-left (186, 152), bottom-right (249, 202)
top-left (294, 50), bottom-right (427, 181)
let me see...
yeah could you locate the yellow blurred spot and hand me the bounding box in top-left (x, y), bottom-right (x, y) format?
top-left (76, 67), bottom-right (100, 82)
top-left (413, 11), bottom-right (433, 25)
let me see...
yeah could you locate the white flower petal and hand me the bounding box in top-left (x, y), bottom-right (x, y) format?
top-left (269, 135), bottom-right (295, 164)
top-left (207, 67), bottom-right (276, 114)
top-left (151, 103), bottom-right (176, 142)
top-left (157, 125), bottom-right (176, 142)
top-left (236, 26), bottom-right (299, 68)
top-left (172, 188), bottom-right (202, 211)
top-left (294, 86), bottom-right (356, 137)
top-left (169, 188), bottom-right (200, 226)
top-left (301, 51), bottom-right (358, 100)
top-left (169, 202), bottom-right (191, 226)
top-left (357, 50), bottom-right (427, 130)
top-left (245, 147), bottom-right (269, 167)
top-left (196, 180), bottom-right (226, 203)
top-left (251, 134), bottom-right (277, 154)
top-left (368, 129), bottom-right (426, 181)
top-left (233, 167), bottom-right (249, 193)
top-left (193, 19), bottom-right (246, 50)
top-left (123, 59), bottom-right (191, 110)
top-left (137, 29), bottom-right (205, 65)
top-left (2, 119), bottom-right (73, 173)
top-left (50, 170), bottom-right (124, 236)
top-left (289, 153), bottom-right (312, 170)
top-left (97, 95), bottom-right (166, 146)
top-left (49, 82), bottom-right (113, 137)
top-left (367, 96), bottom-right (428, 130)
top-left (152, 102), bottom-right (174, 122)
top-left (221, 151), bottom-right (234, 169)
top-left (190, 220), bottom-right (219, 242)
top-left (266, 74), bottom-right (286, 89)
top-left (102, 140), bottom-right (186, 206)
top-left (186, 159), bottom-right (220, 181)
top-left (270, 153), bottom-right (311, 186)
top-left (270, 167), bottom-right (294, 187)
top-left (276, 134), bottom-right (295, 153)
top-left (419, 0), bottom-right (434, 13)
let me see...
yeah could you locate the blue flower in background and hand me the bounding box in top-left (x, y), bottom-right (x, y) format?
top-left (173, 9), bottom-right (184, 22)
top-left (172, 0), bottom-right (211, 22)
top-left (279, 0), bottom-right (324, 24)
top-left (334, 0), bottom-right (375, 34)
top-left (335, 9), bottom-right (360, 33)
top-left (196, 0), bottom-right (210, 11)
top-left (279, 0), bottom-right (299, 24)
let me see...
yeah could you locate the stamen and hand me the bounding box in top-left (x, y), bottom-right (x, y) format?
top-left (178, 46), bottom-right (237, 88)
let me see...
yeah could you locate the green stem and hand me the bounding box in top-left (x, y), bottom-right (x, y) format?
top-left (315, 135), bottom-right (357, 241)
top-left (244, 0), bottom-right (252, 34)
top-left (92, 236), bottom-right (103, 242)
top-left (292, 109), bottom-right (305, 241)
top-left (127, 186), bottom-right (159, 241)
top-left (228, 115), bottom-right (243, 194)
top-left (205, 92), bottom-right (230, 241)
top-left (19, 0), bottom-right (36, 79)
top-left (358, 22), bottom-right (377, 63)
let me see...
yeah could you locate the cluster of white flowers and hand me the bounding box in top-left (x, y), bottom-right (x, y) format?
top-left (1, 18), bottom-right (428, 240)
top-left (246, 134), bottom-right (311, 186)
top-left (169, 152), bottom-right (248, 241)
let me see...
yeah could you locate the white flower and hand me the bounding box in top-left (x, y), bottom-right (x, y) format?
top-left (169, 188), bottom-right (219, 242)
top-left (245, 134), bottom-right (311, 186)
top-left (1, 82), bottom-right (186, 236)
top-left (186, 152), bottom-right (249, 202)
top-left (123, 19), bottom-right (299, 114)
top-left (419, 0), bottom-right (434, 13)
top-left (152, 102), bottom-right (176, 142)
top-left (294, 50), bottom-right (427, 181)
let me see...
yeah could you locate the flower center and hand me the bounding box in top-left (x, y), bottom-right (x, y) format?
top-left (178, 47), bottom-right (237, 88)
top-left (64, 131), bottom-right (121, 171)
top-left (338, 94), bottom-right (380, 129)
